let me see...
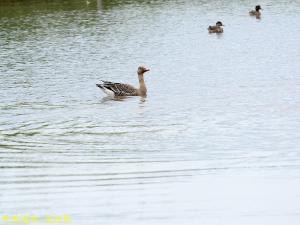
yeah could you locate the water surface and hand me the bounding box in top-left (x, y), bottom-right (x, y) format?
top-left (1, 0), bottom-right (300, 224)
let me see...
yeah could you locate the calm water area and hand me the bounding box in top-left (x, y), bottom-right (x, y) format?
top-left (0, 0), bottom-right (300, 224)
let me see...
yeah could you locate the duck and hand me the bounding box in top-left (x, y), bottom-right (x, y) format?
top-left (96, 66), bottom-right (150, 97)
top-left (249, 5), bottom-right (262, 17)
top-left (208, 21), bottom-right (224, 33)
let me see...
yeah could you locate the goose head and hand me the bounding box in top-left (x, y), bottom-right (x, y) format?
top-left (137, 66), bottom-right (150, 75)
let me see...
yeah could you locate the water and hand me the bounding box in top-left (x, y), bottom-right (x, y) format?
top-left (1, 0), bottom-right (300, 224)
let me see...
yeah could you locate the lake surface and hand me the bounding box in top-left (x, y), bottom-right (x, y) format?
top-left (1, 0), bottom-right (300, 224)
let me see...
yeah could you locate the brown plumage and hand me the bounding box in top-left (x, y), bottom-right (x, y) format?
top-left (249, 5), bottom-right (262, 17)
top-left (96, 66), bottom-right (150, 97)
top-left (208, 21), bottom-right (224, 33)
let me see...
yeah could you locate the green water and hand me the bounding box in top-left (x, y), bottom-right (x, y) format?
top-left (1, 0), bottom-right (300, 224)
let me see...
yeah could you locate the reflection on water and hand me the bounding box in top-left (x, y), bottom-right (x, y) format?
top-left (1, 0), bottom-right (300, 224)
top-left (97, 0), bottom-right (103, 11)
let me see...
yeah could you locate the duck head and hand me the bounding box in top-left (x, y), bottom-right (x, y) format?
top-left (137, 66), bottom-right (150, 75)
top-left (216, 21), bottom-right (224, 27)
top-left (255, 5), bottom-right (262, 11)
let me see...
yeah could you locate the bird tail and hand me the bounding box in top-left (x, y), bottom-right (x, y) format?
top-left (96, 81), bottom-right (115, 97)
top-left (96, 83), bottom-right (104, 89)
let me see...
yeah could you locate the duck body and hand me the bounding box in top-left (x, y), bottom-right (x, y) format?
top-left (249, 10), bottom-right (261, 16)
top-left (208, 21), bottom-right (224, 33)
top-left (96, 66), bottom-right (149, 97)
top-left (208, 25), bottom-right (223, 33)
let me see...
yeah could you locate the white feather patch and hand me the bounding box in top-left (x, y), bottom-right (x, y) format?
top-left (101, 87), bottom-right (115, 97)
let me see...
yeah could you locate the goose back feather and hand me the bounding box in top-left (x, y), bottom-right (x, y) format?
top-left (97, 81), bottom-right (138, 97)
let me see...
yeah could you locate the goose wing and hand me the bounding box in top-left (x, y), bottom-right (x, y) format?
top-left (100, 81), bottom-right (137, 96)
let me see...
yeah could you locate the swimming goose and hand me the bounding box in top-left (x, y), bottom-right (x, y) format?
top-left (208, 21), bottom-right (224, 33)
top-left (96, 66), bottom-right (150, 97)
top-left (249, 5), bottom-right (262, 17)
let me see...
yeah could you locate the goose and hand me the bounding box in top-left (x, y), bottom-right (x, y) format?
top-left (249, 5), bottom-right (262, 17)
top-left (208, 21), bottom-right (224, 33)
top-left (96, 66), bottom-right (150, 97)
